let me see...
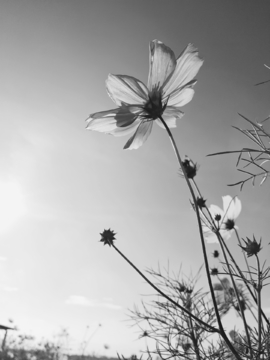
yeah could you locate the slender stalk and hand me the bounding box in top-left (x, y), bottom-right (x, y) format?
top-left (217, 233), bottom-right (269, 326)
top-left (195, 168), bottom-right (266, 354)
top-left (235, 229), bottom-right (254, 289)
top-left (111, 242), bottom-right (218, 333)
top-left (218, 233), bottom-right (253, 359)
top-left (192, 179), bottom-right (202, 199)
top-left (188, 315), bottom-right (201, 360)
top-left (192, 178), bottom-right (257, 314)
top-left (158, 115), bottom-right (242, 360)
top-left (256, 254), bottom-right (262, 359)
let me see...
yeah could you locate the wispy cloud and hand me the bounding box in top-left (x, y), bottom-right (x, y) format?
top-left (102, 296), bottom-right (114, 302)
top-left (65, 295), bottom-right (121, 310)
top-left (3, 286), bottom-right (19, 292)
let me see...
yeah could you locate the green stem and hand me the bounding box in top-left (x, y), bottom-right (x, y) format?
top-left (112, 243), bottom-right (218, 333)
top-left (158, 115), bottom-right (242, 360)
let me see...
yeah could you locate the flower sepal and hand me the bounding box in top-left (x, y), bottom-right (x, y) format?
top-left (239, 236), bottom-right (262, 257)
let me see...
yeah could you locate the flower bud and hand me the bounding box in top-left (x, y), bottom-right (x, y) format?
top-left (182, 343), bottom-right (192, 352)
top-left (181, 157), bottom-right (198, 179)
top-left (196, 197), bottom-right (206, 209)
top-left (213, 250), bottom-right (219, 258)
top-left (210, 267), bottom-right (219, 276)
top-left (178, 284), bottom-right (186, 293)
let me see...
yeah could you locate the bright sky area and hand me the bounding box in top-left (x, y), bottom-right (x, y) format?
top-left (1, 0), bottom-right (270, 357)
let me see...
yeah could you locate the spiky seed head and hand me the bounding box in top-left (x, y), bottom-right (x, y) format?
top-left (100, 228), bottom-right (116, 247)
top-left (239, 236), bottom-right (262, 257)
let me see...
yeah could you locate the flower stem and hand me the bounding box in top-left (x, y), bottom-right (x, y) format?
top-left (158, 116), bottom-right (241, 360)
top-left (111, 242), bottom-right (218, 333)
top-left (217, 232), bottom-right (269, 327)
top-left (188, 315), bottom-right (202, 360)
top-left (256, 254), bottom-right (262, 359)
top-left (217, 233), bottom-right (253, 358)
top-left (235, 229), bottom-right (254, 291)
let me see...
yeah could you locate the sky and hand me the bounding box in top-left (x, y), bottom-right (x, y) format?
top-left (0, 0), bottom-right (270, 357)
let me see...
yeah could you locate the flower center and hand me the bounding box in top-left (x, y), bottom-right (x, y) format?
top-left (225, 219), bottom-right (235, 230)
top-left (143, 88), bottom-right (164, 120)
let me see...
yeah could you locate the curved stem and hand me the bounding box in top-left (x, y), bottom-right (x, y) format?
top-left (112, 243), bottom-right (218, 333)
top-left (158, 116), bottom-right (242, 360)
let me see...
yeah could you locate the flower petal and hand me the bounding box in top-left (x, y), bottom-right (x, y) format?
top-left (106, 74), bottom-right (148, 106)
top-left (167, 85), bottom-right (195, 107)
top-left (222, 196), bottom-right (241, 220)
top-left (147, 40), bottom-right (176, 92)
top-left (124, 120), bottom-right (153, 150)
top-left (202, 227), bottom-right (219, 243)
top-left (86, 106), bottom-right (142, 136)
top-left (202, 221), bottom-right (221, 243)
top-left (220, 229), bottom-right (233, 241)
top-left (215, 290), bottom-right (225, 305)
top-left (209, 204), bottom-right (224, 220)
top-left (222, 196), bottom-right (233, 216)
top-left (163, 44), bottom-right (203, 96)
top-left (229, 197), bottom-right (242, 219)
top-left (203, 227), bottom-right (232, 243)
top-left (156, 106), bottom-right (184, 129)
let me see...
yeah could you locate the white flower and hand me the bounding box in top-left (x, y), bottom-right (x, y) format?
top-left (86, 40), bottom-right (203, 149)
top-left (203, 195), bottom-right (242, 243)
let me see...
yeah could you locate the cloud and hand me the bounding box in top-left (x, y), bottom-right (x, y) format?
top-left (65, 296), bottom-right (91, 306)
top-left (65, 295), bottom-right (121, 310)
top-left (3, 286), bottom-right (19, 292)
top-left (102, 297), bottom-right (114, 302)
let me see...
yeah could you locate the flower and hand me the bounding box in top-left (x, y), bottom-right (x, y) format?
top-left (213, 278), bottom-right (232, 305)
top-left (202, 195), bottom-right (242, 243)
top-left (213, 278), bottom-right (248, 314)
top-left (239, 236), bottom-right (262, 257)
top-left (100, 228), bottom-right (116, 247)
top-left (86, 40), bottom-right (203, 150)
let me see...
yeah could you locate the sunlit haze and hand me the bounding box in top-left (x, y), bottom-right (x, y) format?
top-left (1, 0), bottom-right (270, 357)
